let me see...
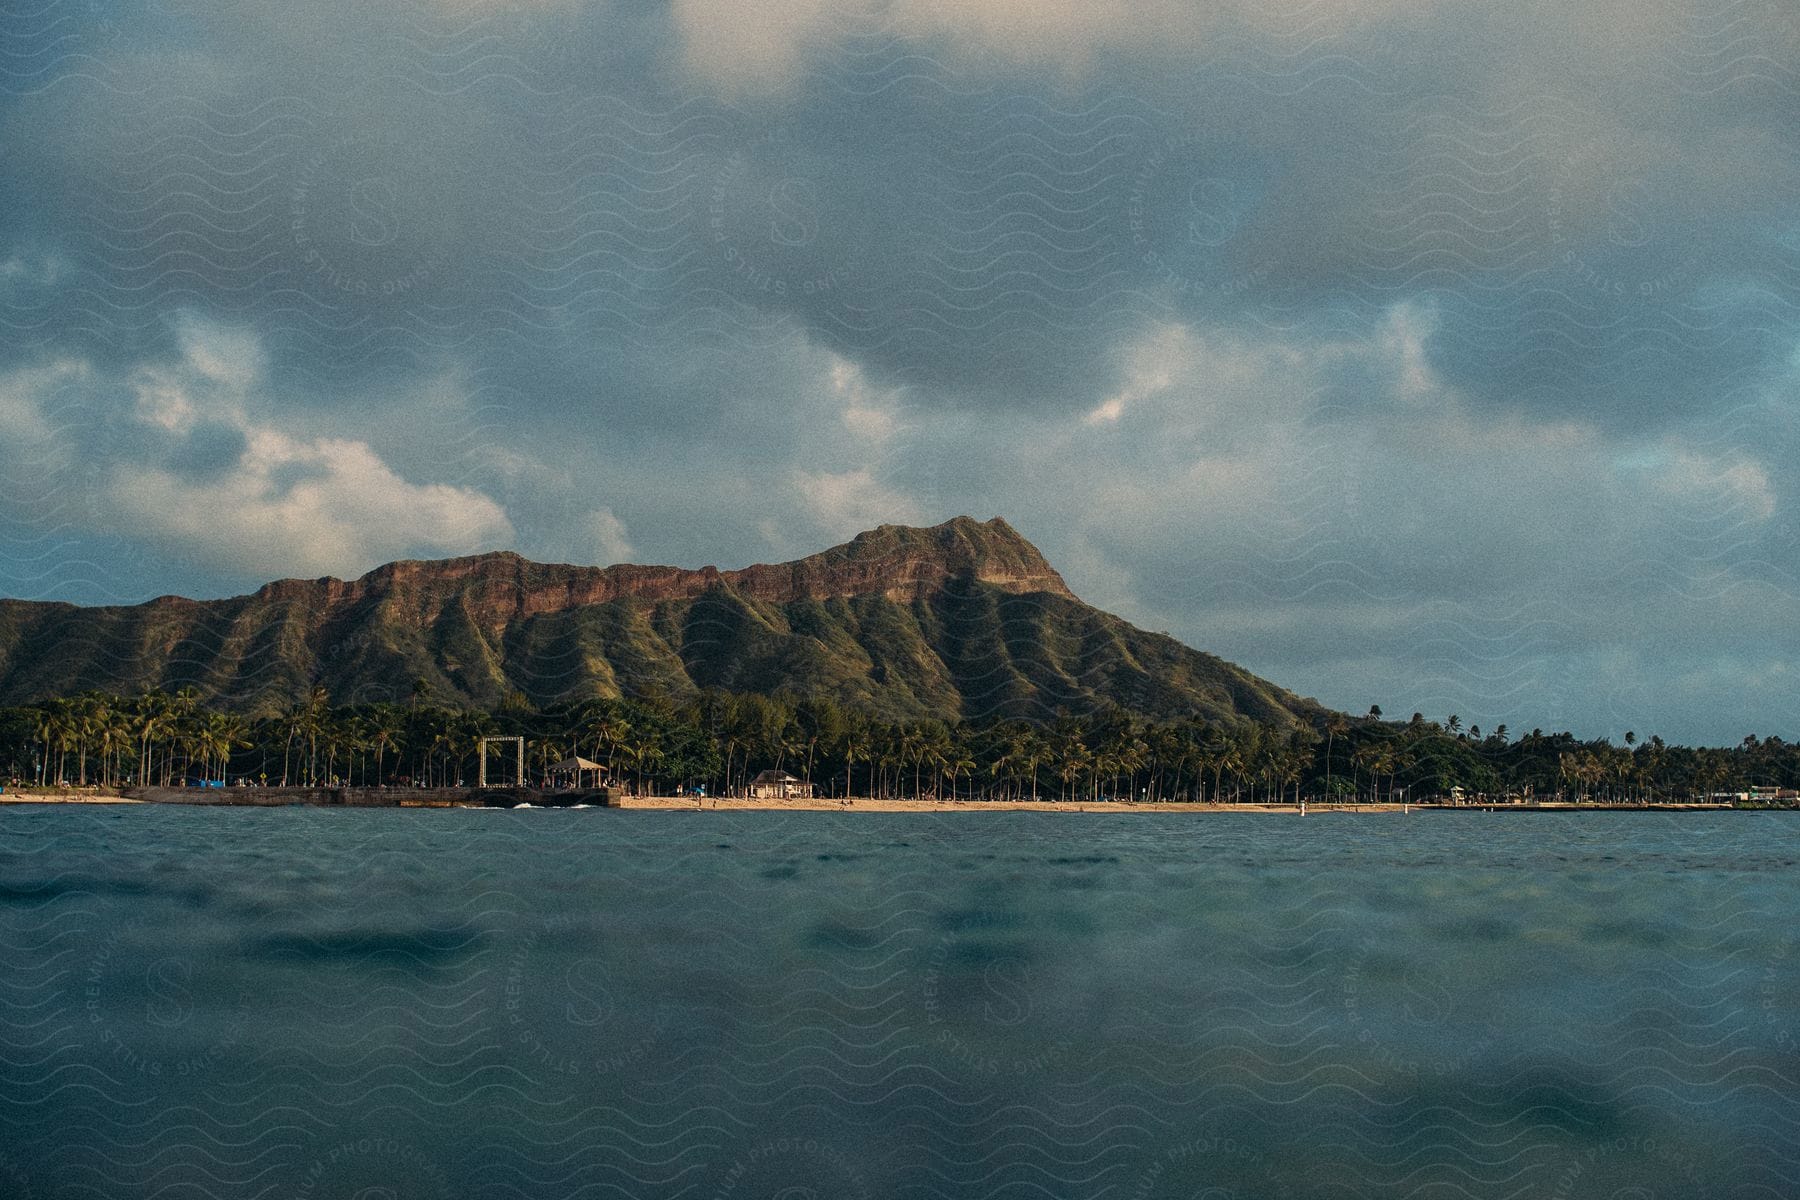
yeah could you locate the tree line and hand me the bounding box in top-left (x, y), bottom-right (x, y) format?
top-left (2, 688), bottom-right (1795, 804)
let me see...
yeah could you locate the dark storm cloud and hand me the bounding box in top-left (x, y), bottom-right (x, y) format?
top-left (1, 0), bottom-right (1798, 740)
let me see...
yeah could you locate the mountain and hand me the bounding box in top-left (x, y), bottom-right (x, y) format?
top-left (0, 517), bottom-right (1323, 725)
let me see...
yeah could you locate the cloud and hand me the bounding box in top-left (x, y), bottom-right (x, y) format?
top-left (668, 0), bottom-right (1432, 93)
top-left (1646, 450), bottom-right (1778, 523)
top-left (109, 432), bottom-right (514, 581)
top-left (884, 304), bottom-right (1792, 737)
top-left (172, 311), bottom-right (265, 391)
top-left (0, 359), bottom-right (81, 441)
top-left (2, 0), bottom-right (1797, 738)
top-left (0, 315), bottom-right (514, 584)
top-left (0, 250), bottom-right (66, 290)
top-left (1049, 306), bottom-right (1782, 599)
top-left (1085, 323), bottom-right (1195, 425)
top-left (790, 467), bottom-right (924, 545)
top-left (670, 0), bottom-right (852, 97)
top-left (829, 354), bottom-right (908, 444)
top-left (585, 507), bottom-right (635, 564)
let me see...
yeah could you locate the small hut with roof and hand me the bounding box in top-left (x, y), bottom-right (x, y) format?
top-left (546, 755), bottom-right (608, 790)
top-left (746, 769), bottom-right (814, 799)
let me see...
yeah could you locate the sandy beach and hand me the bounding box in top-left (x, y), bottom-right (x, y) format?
top-left (0, 790), bottom-right (142, 804)
top-left (0, 792), bottom-right (1393, 812)
top-left (622, 796), bottom-right (1413, 813)
top-left (0, 788), bottom-right (1735, 812)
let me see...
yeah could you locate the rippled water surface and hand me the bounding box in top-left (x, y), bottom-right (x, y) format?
top-left (2, 806), bottom-right (1797, 1198)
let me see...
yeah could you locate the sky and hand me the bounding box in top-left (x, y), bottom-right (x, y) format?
top-left (1, 0), bottom-right (1797, 743)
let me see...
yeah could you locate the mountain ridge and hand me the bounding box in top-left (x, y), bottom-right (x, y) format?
top-left (245, 516), bottom-right (1076, 619)
top-left (0, 517), bottom-right (1323, 726)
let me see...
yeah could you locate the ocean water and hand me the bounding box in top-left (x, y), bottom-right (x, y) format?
top-left (1, 807), bottom-right (1796, 1199)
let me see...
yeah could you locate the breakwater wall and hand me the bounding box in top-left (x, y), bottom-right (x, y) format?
top-left (123, 786), bottom-right (618, 808)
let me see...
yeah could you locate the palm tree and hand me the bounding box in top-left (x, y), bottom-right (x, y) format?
top-left (277, 699), bottom-right (310, 785)
top-left (794, 699), bottom-right (844, 791)
top-left (32, 694), bottom-right (84, 788)
top-left (914, 725), bottom-right (951, 799)
top-left (1388, 739), bottom-right (1416, 803)
top-left (1055, 742), bottom-right (1091, 802)
top-left (1201, 726), bottom-right (1237, 803)
top-left (68, 694), bottom-right (102, 785)
top-left (456, 710), bottom-right (495, 786)
top-left (1278, 750), bottom-right (1304, 806)
top-left (1285, 729), bottom-right (1319, 804)
top-left (292, 686), bottom-right (330, 785)
top-left (527, 736), bottom-right (564, 781)
top-left (166, 686), bottom-right (203, 782)
top-left (1218, 729), bottom-right (1251, 802)
top-left (840, 722), bottom-right (871, 799)
top-left (623, 731), bottom-right (663, 796)
top-left (50, 700), bottom-right (79, 786)
top-left (944, 751), bottom-right (976, 801)
top-left (327, 701), bottom-right (363, 785)
top-left (133, 691), bottom-right (174, 786)
top-left (192, 716), bottom-right (223, 785)
top-left (1354, 743), bottom-right (1394, 804)
top-left (989, 734), bottom-right (1025, 802)
top-left (366, 705), bottom-right (404, 785)
top-left (93, 701), bottom-right (130, 787)
top-left (30, 705), bottom-right (56, 786)
top-left (189, 712), bottom-right (221, 788)
top-left (773, 727), bottom-right (804, 780)
top-left (991, 728), bottom-right (1050, 802)
top-left (875, 724), bottom-right (908, 799)
top-left (1104, 729), bottom-right (1147, 802)
top-left (1323, 712), bottom-right (1349, 801)
top-left (1693, 752), bottom-right (1731, 801)
top-left (426, 719), bottom-right (456, 787)
top-left (587, 712), bottom-right (632, 782)
top-left (224, 712), bottom-right (252, 781)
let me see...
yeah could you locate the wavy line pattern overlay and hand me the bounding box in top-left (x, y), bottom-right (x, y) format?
top-left (2, 2), bottom-right (1799, 1194)
top-left (1, 808), bottom-right (1797, 1197)
top-left (2, 0), bottom-right (1795, 737)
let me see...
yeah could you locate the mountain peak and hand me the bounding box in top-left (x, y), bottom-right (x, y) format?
top-left (0, 517), bottom-right (1319, 724)
top-left (854, 515), bottom-right (1025, 547)
top-left (243, 518), bottom-right (1071, 615)
top-left (822, 516), bottom-right (1073, 600)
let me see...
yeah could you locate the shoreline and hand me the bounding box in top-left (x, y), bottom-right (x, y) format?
top-left (0, 788), bottom-right (1745, 813)
top-left (616, 797), bottom-right (1740, 813)
top-left (621, 796), bottom-right (1409, 813)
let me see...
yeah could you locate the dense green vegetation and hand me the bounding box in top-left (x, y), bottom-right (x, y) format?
top-left (4, 689), bottom-right (1793, 804)
top-left (0, 520), bottom-right (1321, 726)
top-left (0, 580), bottom-right (1318, 726)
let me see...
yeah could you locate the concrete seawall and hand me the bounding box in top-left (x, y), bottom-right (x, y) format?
top-left (122, 786), bottom-right (619, 808)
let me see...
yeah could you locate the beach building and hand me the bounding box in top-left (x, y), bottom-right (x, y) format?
top-left (1710, 784), bottom-right (1799, 803)
top-left (746, 770), bottom-right (814, 799)
top-left (546, 755), bottom-right (608, 789)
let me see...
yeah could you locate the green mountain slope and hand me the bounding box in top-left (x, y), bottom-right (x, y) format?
top-left (0, 518), bottom-right (1324, 725)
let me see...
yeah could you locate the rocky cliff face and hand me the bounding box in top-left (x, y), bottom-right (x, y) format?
top-left (0, 518), bottom-right (1319, 725)
top-left (253, 516), bottom-right (1074, 626)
